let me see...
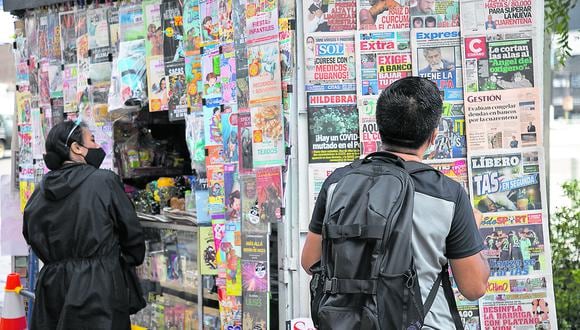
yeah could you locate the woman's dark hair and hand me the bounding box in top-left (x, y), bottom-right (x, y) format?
top-left (43, 120), bottom-right (88, 170)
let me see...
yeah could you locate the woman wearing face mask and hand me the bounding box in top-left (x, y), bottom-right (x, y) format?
top-left (23, 119), bottom-right (145, 329)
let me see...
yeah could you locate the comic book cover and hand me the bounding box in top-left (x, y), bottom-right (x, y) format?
top-left (224, 163), bottom-right (241, 222)
top-left (411, 27), bottom-right (463, 90)
top-left (185, 55), bottom-right (203, 111)
top-left (240, 173), bottom-right (267, 233)
top-left (355, 30), bottom-right (411, 97)
top-left (212, 220), bottom-right (226, 285)
top-left (184, 0), bottom-right (203, 56)
top-left (208, 164), bottom-right (226, 215)
top-left (50, 98), bottom-right (64, 127)
top-left (119, 4), bottom-right (146, 42)
top-left (199, 226), bottom-right (217, 275)
top-left (62, 65), bottom-right (78, 113)
top-left (233, 0), bottom-right (250, 112)
top-left (307, 90), bottom-right (360, 163)
top-left (117, 39), bottom-right (147, 103)
top-left (161, 0), bottom-right (185, 64)
top-left (200, 0), bottom-right (220, 46)
top-left (426, 158), bottom-right (469, 192)
top-left (204, 104), bottom-right (224, 146)
top-left (166, 62), bottom-right (188, 121)
top-left (409, 0), bottom-right (459, 28)
top-left (25, 14), bottom-right (38, 61)
top-left (221, 44), bottom-right (237, 104)
top-left (47, 12), bottom-right (62, 63)
top-left (219, 0), bottom-right (234, 42)
top-left (461, 0), bottom-right (536, 33)
top-left (218, 289), bottom-right (243, 329)
top-left (207, 145), bottom-right (226, 167)
top-left (463, 30), bottom-right (535, 92)
top-left (28, 58), bottom-right (39, 96)
top-left (108, 6), bottom-right (120, 56)
top-left (251, 104), bottom-right (285, 167)
top-left (222, 113), bottom-right (239, 164)
top-left (202, 46), bottom-right (222, 102)
top-left (242, 292), bottom-right (268, 329)
top-left (48, 64), bottom-right (63, 99)
top-left (246, 9), bottom-right (279, 45)
top-left (144, 1), bottom-right (164, 58)
top-left (256, 166), bottom-right (283, 222)
top-left (241, 233), bottom-right (268, 292)
top-left (357, 0), bottom-right (409, 30)
top-left (38, 14), bottom-right (49, 60)
top-left (470, 149), bottom-right (544, 215)
top-left (13, 19), bottom-right (27, 64)
top-left (479, 276), bottom-right (556, 329)
top-left (59, 11), bottom-right (77, 64)
top-left (147, 56), bottom-right (168, 112)
top-left (304, 32), bottom-right (356, 87)
top-left (464, 90), bottom-right (541, 151)
top-left (303, 0), bottom-right (356, 33)
top-left (221, 220), bottom-right (242, 296)
top-left (15, 61), bottom-right (29, 87)
top-left (238, 112), bottom-right (254, 173)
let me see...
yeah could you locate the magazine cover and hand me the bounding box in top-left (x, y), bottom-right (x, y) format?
top-left (247, 41), bottom-right (282, 106)
top-left (62, 65), bottom-right (78, 113)
top-left (144, 0), bottom-right (164, 57)
top-left (240, 173), bottom-right (269, 233)
top-left (241, 234), bottom-right (268, 292)
top-left (202, 46), bottom-right (222, 102)
top-left (307, 90), bottom-right (360, 163)
top-left (185, 55), bottom-right (204, 111)
top-left (200, 0), bottom-right (220, 45)
top-left (217, 289), bottom-right (243, 329)
top-left (463, 31), bottom-right (535, 92)
top-left (238, 112), bottom-right (254, 173)
top-left (208, 164), bottom-right (226, 215)
top-left (304, 32), bottom-right (356, 86)
top-left (464, 90), bottom-right (541, 151)
top-left (108, 6), bottom-right (120, 56)
top-left (469, 149), bottom-right (544, 215)
top-left (279, 23), bottom-right (295, 82)
top-left (219, 0), bottom-right (234, 42)
top-left (166, 62), bottom-right (188, 121)
top-left (461, 0), bottom-right (535, 33)
top-left (147, 56), bottom-right (169, 112)
top-left (409, 0), bottom-right (459, 28)
top-left (117, 39), bottom-right (147, 104)
top-left (302, 0), bottom-right (356, 33)
top-left (87, 7), bottom-right (110, 55)
top-left (59, 11), bottom-right (77, 64)
top-left (200, 226), bottom-right (218, 275)
top-left (411, 27), bottom-right (463, 90)
top-left (38, 14), bottom-right (49, 60)
top-left (355, 30), bottom-right (411, 97)
top-left (222, 113), bottom-right (239, 164)
top-left (47, 12), bottom-right (62, 63)
top-left (119, 4), bottom-right (146, 42)
top-left (233, 0), bottom-right (250, 111)
top-left (184, 0), bottom-right (203, 56)
top-left (251, 104), bottom-right (285, 167)
top-left (357, 0), bottom-right (409, 30)
top-left (224, 163), bottom-right (241, 221)
top-left (25, 14), bottom-right (38, 60)
top-left (222, 220), bottom-right (242, 296)
top-left (203, 104), bottom-right (223, 146)
top-left (242, 292), bottom-right (268, 330)
top-left (256, 167), bottom-right (283, 223)
top-left (161, 0), bottom-right (185, 64)
top-left (221, 44), bottom-right (237, 105)
top-left (48, 64), bottom-right (63, 99)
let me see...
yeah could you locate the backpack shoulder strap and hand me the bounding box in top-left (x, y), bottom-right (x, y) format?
top-left (423, 264), bottom-right (464, 330)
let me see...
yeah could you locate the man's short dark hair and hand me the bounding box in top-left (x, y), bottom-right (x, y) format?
top-left (375, 77), bottom-right (442, 149)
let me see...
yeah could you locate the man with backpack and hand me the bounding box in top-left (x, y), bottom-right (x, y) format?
top-left (301, 77), bottom-right (489, 329)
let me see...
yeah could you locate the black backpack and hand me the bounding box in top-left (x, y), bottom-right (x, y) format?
top-left (309, 152), bottom-right (464, 330)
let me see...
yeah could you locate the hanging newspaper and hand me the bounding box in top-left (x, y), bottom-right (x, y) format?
top-left (119, 4), bottom-right (146, 42)
top-left (251, 104), bottom-right (285, 167)
top-left (47, 12), bottom-right (62, 63)
top-left (358, 97), bottom-right (380, 157)
top-left (307, 90), bottom-right (360, 163)
top-left (461, 0), bottom-right (535, 33)
top-left (304, 32), bottom-right (356, 87)
top-left (479, 276), bottom-right (556, 329)
top-left (355, 30), bottom-right (410, 97)
top-left (469, 149), bottom-right (544, 215)
top-left (357, 0), bottom-right (409, 30)
top-left (424, 92), bottom-right (466, 161)
top-left (463, 30), bottom-right (535, 92)
top-left (464, 90), bottom-right (541, 151)
top-left (411, 28), bottom-right (462, 91)
top-left (307, 163), bottom-right (347, 218)
top-left (302, 0), bottom-right (356, 33)
top-left (409, 0), bottom-right (459, 29)
top-left (425, 158), bottom-right (468, 192)
top-left (88, 7), bottom-right (112, 105)
top-left (59, 11), bottom-right (77, 65)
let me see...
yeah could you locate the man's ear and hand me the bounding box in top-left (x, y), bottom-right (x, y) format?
top-left (69, 141), bottom-right (84, 155)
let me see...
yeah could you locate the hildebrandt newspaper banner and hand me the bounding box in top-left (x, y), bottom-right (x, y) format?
top-left (357, 0), bottom-right (409, 30)
top-left (411, 28), bottom-right (462, 90)
top-left (355, 30), bottom-right (411, 97)
top-left (305, 32), bottom-right (356, 86)
top-left (465, 90), bottom-right (541, 151)
top-left (479, 276), bottom-right (556, 329)
top-left (461, 0), bottom-right (535, 33)
top-left (463, 31), bottom-right (535, 92)
top-left (303, 0), bottom-right (357, 33)
top-left (469, 149), bottom-right (544, 215)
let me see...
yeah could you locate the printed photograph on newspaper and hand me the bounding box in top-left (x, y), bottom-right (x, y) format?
top-left (424, 92), bottom-right (466, 160)
top-left (479, 276), bottom-right (555, 329)
top-left (412, 28), bottom-right (462, 90)
top-left (469, 149), bottom-right (544, 214)
top-left (302, 0), bottom-right (356, 33)
top-left (461, 0), bottom-right (535, 33)
top-left (307, 90), bottom-right (360, 163)
top-left (358, 97), bottom-right (380, 157)
top-left (425, 158), bottom-right (468, 191)
top-left (480, 213), bottom-right (547, 277)
top-left (357, 0), bottom-right (409, 30)
top-left (305, 32), bottom-right (356, 86)
top-left (463, 30), bottom-right (535, 92)
top-left (307, 163), bottom-right (348, 218)
top-left (355, 30), bottom-right (411, 98)
top-left (409, 0), bottom-right (459, 29)
top-left (465, 90), bottom-right (541, 150)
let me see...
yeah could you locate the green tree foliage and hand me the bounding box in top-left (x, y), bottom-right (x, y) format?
top-left (550, 180), bottom-right (580, 329)
top-left (545, 0), bottom-right (578, 67)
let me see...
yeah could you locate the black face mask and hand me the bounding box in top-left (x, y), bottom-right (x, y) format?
top-left (81, 146), bottom-right (106, 169)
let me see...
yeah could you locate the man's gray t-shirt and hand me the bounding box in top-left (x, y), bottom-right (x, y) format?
top-left (309, 160), bottom-right (483, 329)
